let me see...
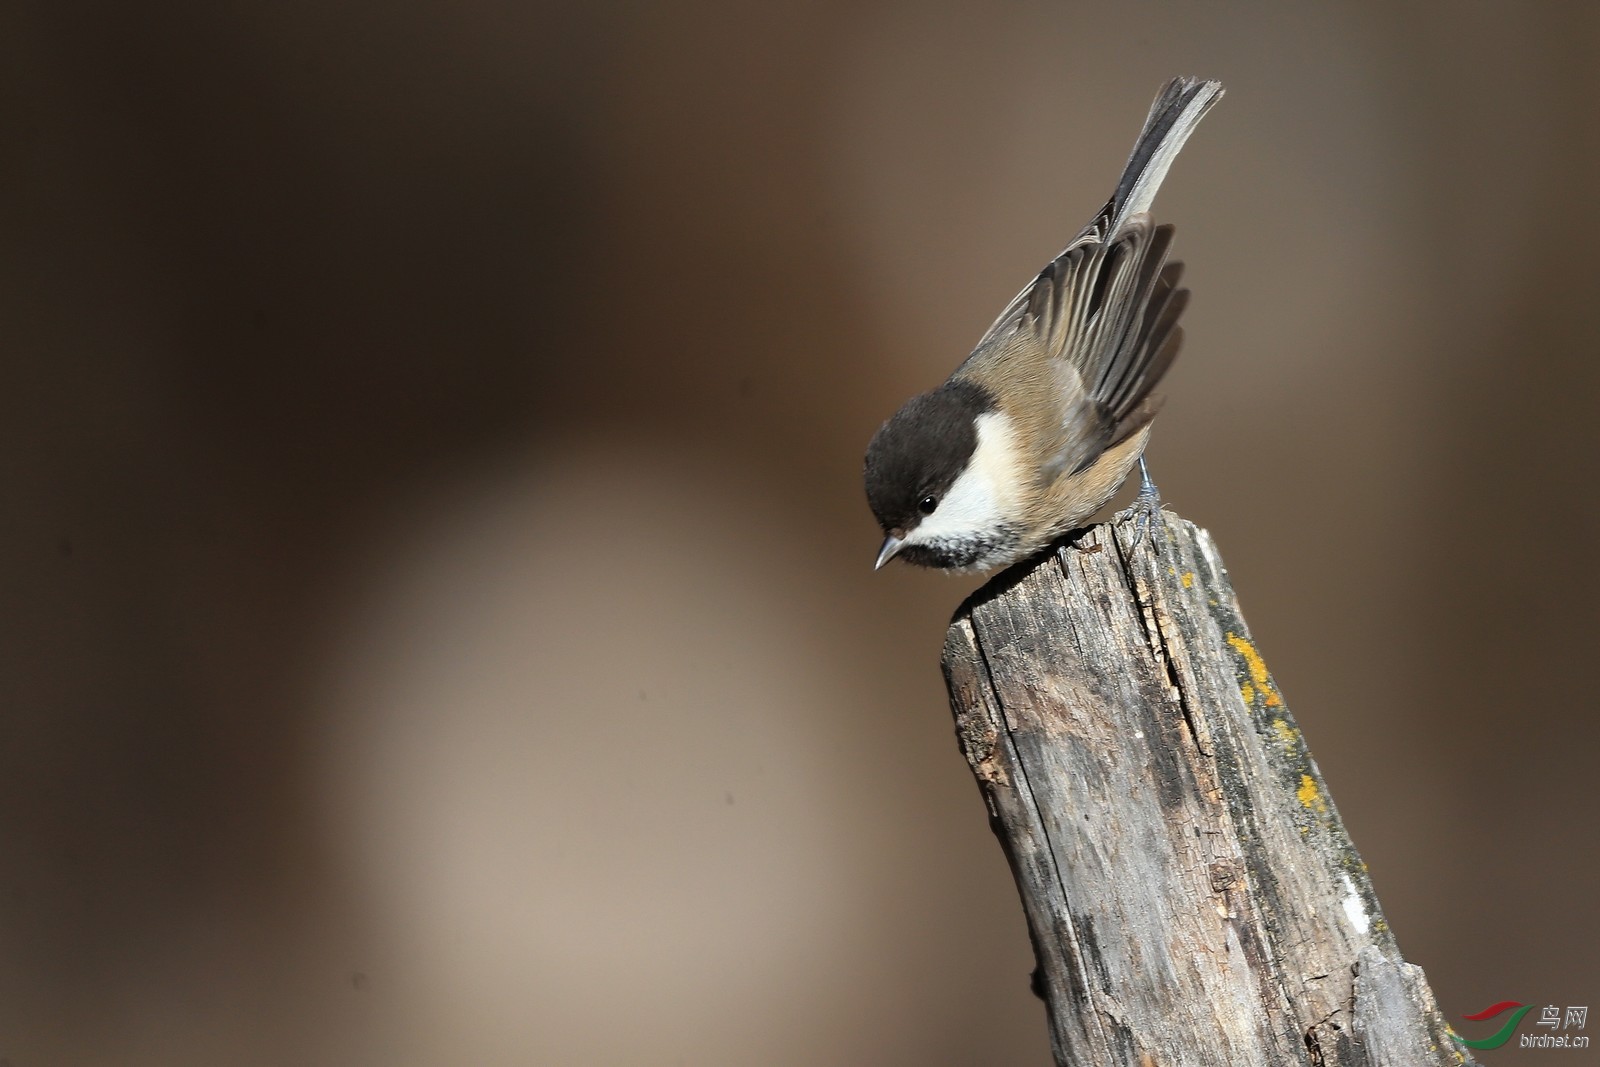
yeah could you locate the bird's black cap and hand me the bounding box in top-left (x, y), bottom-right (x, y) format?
top-left (863, 380), bottom-right (995, 535)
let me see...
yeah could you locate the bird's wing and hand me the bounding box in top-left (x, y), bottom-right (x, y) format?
top-left (958, 76), bottom-right (1217, 481)
top-left (962, 216), bottom-right (1187, 480)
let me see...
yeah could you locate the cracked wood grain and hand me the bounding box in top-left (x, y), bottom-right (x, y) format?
top-left (942, 513), bottom-right (1474, 1067)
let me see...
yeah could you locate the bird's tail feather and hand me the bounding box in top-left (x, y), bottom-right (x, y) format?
top-left (1107, 77), bottom-right (1223, 234)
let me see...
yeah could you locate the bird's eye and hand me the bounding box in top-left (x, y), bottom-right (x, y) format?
top-left (918, 495), bottom-right (938, 515)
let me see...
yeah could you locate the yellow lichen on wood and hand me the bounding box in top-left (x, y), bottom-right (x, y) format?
top-left (1297, 773), bottom-right (1328, 815)
top-left (1270, 717), bottom-right (1297, 753)
top-left (1226, 632), bottom-right (1282, 707)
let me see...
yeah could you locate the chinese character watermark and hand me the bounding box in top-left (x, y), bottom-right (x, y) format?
top-left (1454, 1001), bottom-right (1588, 1051)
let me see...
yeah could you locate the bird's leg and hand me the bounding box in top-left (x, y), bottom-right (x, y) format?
top-left (1118, 455), bottom-right (1165, 548)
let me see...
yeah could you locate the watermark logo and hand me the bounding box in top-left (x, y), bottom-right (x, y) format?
top-left (1452, 1000), bottom-right (1588, 1051)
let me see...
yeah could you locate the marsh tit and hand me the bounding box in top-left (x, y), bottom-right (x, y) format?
top-left (864, 76), bottom-right (1222, 571)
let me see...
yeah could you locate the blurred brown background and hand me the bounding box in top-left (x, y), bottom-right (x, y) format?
top-left (3, 2), bottom-right (1597, 1064)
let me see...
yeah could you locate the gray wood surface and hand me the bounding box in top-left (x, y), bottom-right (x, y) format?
top-left (942, 513), bottom-right (1473, 1067)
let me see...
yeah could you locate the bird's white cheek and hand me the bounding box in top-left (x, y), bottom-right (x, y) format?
top-left (905, 412), bottom-right (1023, 546)
top-left (908, 468), bottom-right (1002, 544)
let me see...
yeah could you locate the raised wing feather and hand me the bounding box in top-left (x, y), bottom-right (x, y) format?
top-left (969, 218), bottom-right (1187, 478)
top-left (958, 76), bottom-right (1218, 481)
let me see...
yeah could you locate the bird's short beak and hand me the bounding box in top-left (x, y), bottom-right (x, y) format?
top-left (874, 533), bottom-right (906, 571)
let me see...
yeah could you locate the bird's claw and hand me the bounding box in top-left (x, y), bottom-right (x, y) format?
top-left (1116, 456), bottom-right (1166, 550)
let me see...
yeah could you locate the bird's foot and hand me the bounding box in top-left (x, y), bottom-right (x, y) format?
top-left (1116, 457), bottom-right (1166, 550)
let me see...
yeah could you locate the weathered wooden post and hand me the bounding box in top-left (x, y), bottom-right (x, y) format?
top-left (942, 512), bottom-right (1473, 1067)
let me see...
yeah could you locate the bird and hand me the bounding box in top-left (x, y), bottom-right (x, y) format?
top-left (863, 76), bottom-right (1222, 572)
